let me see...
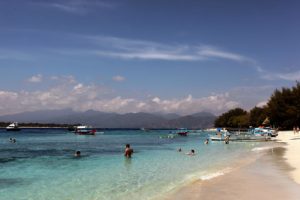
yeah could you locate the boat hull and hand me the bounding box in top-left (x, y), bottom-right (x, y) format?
top-left (6, 128), bottom-right (21, 131)
top-left (75, 129), bottom-right (96, 135)
top-left (177, 132), bottom-right (188, 136)
top-left (210, 135), bottom-right (271, 142)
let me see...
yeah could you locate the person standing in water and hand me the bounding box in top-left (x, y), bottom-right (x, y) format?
top-left (224, 136), bottom-right (230, 144)
top-left (204, 139), bottom-right (209, 144)
top-left (124, 144), bottom-right (133, 158)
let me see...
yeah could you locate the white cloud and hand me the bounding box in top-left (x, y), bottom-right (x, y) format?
top-left (0, 84), bottom-right (240, 116)
top-left (112, 75), bottom-right (125, 82)
top-left (27, 74), bottom-right (43, 83)
top-left (261, 70), bottom-right (300, 81)
top-left (73, 83), bottom-right (84, 90)
top-left (152, 97), bottom-right (160, 103)
top-left (0, 75), bottom-right (275, 116)
top-left (0, 75), bottom-right (240, 115)
top-left (256, 101), bottom-right (268, 108)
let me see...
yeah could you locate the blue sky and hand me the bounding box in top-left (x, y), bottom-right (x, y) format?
top-left (0, 0), bottom-right (299, 115)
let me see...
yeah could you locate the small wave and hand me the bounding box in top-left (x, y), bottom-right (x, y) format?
top-left (251, 146), bottom-right (274, 152)
top-left (200, 168), bottom-right (231, 181)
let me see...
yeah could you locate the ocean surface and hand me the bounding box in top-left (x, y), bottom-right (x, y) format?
top-left (0, 129), bottom-right (274, 200)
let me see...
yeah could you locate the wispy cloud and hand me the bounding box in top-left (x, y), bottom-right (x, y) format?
top-left (197, 46), bottom-right (250, 62)
top-left (57, 35), bottom-right (253, 63)
top-left (27, 74), bottom-right (43, 83)
top-left (95, 51), bottom-right (203, 61)
top-left (33, 0), bottom-right (116, 14)
top-left (261, 70), bottom-right (300, 81)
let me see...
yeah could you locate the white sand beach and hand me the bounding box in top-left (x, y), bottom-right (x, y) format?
top-left (276, 131), bottom-right (300, 184)
top-left (166, 130), bottom-right (300, 200)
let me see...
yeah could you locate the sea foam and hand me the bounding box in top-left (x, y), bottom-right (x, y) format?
top-left (200, 168), bottom-right (231, 180)
top-left (251, 146), bottom-right (274, 152)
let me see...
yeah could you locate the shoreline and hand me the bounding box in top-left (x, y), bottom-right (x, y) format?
top-left (165, 131), bottom-right (300, 200)
top-left (276, 131), bottom-right (300, 184)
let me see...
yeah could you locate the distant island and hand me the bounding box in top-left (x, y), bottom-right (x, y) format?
top-left (0, 111), bottom-right (216, 129)
top-left (0, 122), bottom-right (80, 128)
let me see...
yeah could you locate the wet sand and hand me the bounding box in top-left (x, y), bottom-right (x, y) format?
top-left (166, 131), bottom-right (300, 200)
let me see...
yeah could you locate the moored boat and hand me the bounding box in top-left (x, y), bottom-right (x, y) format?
top-left (176, 128), bottom-right (189, 136)
top-left (74, 125), bottom-right (96, 135)
top-left (252, 127), bottom-right (278, 137)
top-left (6, 122), bottom-right (21, 131)
top-left (210, 127), bottom-right (273, 142)
top-left (177, 131), bottom-right (189, 136)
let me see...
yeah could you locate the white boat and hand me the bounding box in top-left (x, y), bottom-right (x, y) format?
top-left (6, 122), bottom-right (21, 131)
top-left (210, 134), bottom-right (271, 142)
top-left (210, 127), bottom-right (272, 142)
top-left (74, 125), bottom-right (96, 135)
top-left (252, 127), bottom-right (278, 137)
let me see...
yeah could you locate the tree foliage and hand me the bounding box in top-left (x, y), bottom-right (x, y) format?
top-left (214, 83), bottom-right (300, 129)
top-left (214, 108), bottom-right (249, 128)
top-left (267, 83), bottom-right (300, 129)
top-left (249, 106), bottom-right (267, 127)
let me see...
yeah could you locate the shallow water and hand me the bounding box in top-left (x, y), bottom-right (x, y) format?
top-left (0, 129), bottom-right (273, 200)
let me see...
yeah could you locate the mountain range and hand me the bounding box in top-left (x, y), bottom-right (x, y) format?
top-left (0, 109), bottom-right (216, 129)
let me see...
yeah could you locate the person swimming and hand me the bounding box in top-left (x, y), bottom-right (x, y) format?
top-left (9, 138), bottom-right (16, 143)
top-left (187, 149), bottom-right (195, 156)
top-left (178, 148), bottom-right (182, 152)
top-left (124, 144), bottom-right (133, 158)
top-left (74, 150), bottom-right (81, 157)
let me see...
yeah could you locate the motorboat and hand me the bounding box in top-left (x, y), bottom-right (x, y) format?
top-left (176, 128), bottom-right (189, 136)
top-left (74, 125), bottom-right (97, 135)
top-left (6, 122), bottom-right (21, 131)
top-left (252, 127), bottom-right (278, 137)
top-left (177, 131), bottom-right (189, 136)
top-left (210, 127), bottom-right (272, 142)
top-left (210, 134), bottom-right (271, 141)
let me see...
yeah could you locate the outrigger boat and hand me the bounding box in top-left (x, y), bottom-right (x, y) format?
top-left (210, 127), bottom-right (277, 142)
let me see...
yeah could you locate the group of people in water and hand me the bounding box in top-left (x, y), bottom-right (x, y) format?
top-left (73, 136), bottom-right (229, 158)
top-left (74, 143), bottom-right (134, 158)
top-left (9, 137), bottom-right (16, 143)
top-left (176, 138), bottom-right (212, 156)
top-left (178, 148), bottom-right (195, 155)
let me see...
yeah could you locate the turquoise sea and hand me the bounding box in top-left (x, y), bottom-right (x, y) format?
top-left (0, 129), bottom-right (273, 200)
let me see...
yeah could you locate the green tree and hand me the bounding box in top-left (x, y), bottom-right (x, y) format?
top-left (249, 106), bottom-right (267, 127)
top-left (215, 108), bottom-right (248, 128)
top-left (267, 83), bottom-right (300, 129)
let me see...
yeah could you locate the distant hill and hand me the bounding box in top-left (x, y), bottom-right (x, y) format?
top-left (0, 109), bottom-right (216, 129)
